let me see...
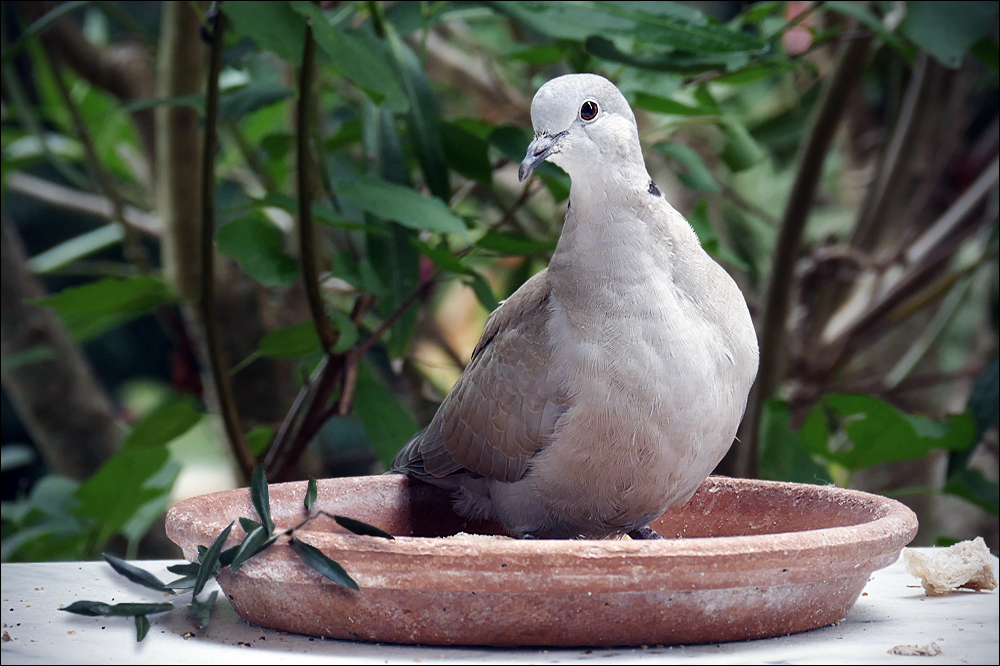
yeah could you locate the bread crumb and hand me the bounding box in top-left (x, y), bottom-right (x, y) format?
top-left (903, 537), bottom-right (997, 596)
top-left (888, 642), bottom-right (941, 656)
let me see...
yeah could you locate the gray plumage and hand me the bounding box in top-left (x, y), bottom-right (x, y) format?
top-left (392, 74), bottom-right (758, 539)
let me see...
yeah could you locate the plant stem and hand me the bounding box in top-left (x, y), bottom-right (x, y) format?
top-left (732, 31), bottom-right (873, 479)
top-left (199, 10), bottom-right (256, 479)
top-left (297, 23), bottom-right (339, 353)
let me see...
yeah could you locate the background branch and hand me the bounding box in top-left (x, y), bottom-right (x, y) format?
top-left (197, 11), bottom-right (256, 480)
top-left (726, 30), bottom-right (874, 479)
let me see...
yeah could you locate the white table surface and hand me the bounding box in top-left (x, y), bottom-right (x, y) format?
top-left (2, 549), bottom-right (997, 665)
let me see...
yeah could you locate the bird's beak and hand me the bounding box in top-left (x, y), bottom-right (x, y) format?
top-left (518, 132), bottom-right (563, 182)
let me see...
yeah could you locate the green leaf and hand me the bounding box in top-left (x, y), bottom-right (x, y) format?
top-left (188, 591), bottom-right (218, 628)
top-left (475, 232), bottom-right (556, 256)
top-left (75, 448), bottom-right (174, 545)
top-left (719, 119), bottom-right (765, 172)
top-left (135, 614), bottom-right (150, 642)
top-left (247, 427), bottom-right (274, 457)
top-left (217, 215), bottom-right (299, 288)
top-left (966, 354), bottom-right (999, 441)
top-left (219, 83), bottom-right (293, 120)
top-left (0, 346), bottom-right (56, 372)
top-left (290, 537), bottom-right (359, 590)
top-left (166, 575), bottom-right (197, 590)
top-left (824, 1), bottom-right (912, 57)
top-left (654, 142), bottom-right (720, 192)
top-left (250, 465), bottom-right (275, 535)
top-left (102, 554), bottom-right (173, 593)
top-left (337, 176), bottom-right (467, 237)
top-left (305, 477), bottom-right (318, 511)
top-left (943, 469), bottom-right (999, 516)
top-left (166, 562), bottom-right (200, 576)
top-left (584, 36), bottom-right (751, 73)
top-left (507, 45), bottom-right (565, 65)
top-left (801, 395), bottom-right (979, 472)
top-left (122, 395), bottom-right (202, 450)
top-left (224, 1), bottom-right (307, 65)
top-left (489, 1), bottom-right (764, 52)
top-left (239, 517), bottom-right (262, 535)
top-left (361, 103), bottom-right (422, 357)
top-left (27, 223), bottom-right (124, 274)
top-left (633, 93), bottom-right (716, 116)
top-left (352, 362), bottom-right (420, 467)
top-left (385, 22), bottom-right (451, 201)
top-left (333, 514), bottom-right (394, 540)
top-left (468, 270), bottom-right (500, 312)
top-left (60, 601), bottom-right (173, 617)
top-left (31, 276), bottom-right (172, 342)
top-left (228, 526), bottom-right (273, 573)
top-left (257, 321), bottom-right (322, 359)
top-left (969, 35), bottom-right (999, 70)
top-left (900, 1), bottom-right (997, 68)
top-left (194, 522), bottom-right (234, 596)
top-left (758, 399), bottom-right (832, 484)
top-left (61, 601), bottom-right (110, 617)
top-left (290, 2), bottom-right (408, 111)
top-left (442, 121), bottom-right (493, 185)
top-left (412, 239), bottom-right (470, 275)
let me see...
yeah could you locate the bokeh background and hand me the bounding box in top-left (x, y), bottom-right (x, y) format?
top-left (2, 0), bottom-right (997, 561)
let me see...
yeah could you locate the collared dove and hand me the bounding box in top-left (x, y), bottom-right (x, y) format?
top-left (392, 73), bottom-right (758, 539)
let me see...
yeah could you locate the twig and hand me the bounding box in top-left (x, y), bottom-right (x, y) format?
top-left (199, 10), bottom-right (256, 480)
top-left (734, 31), bottom-right (873, 479)
top-left (297, 24), bottom-right (338, 353)
top-left (47, 55), bottom-right (149, 271)
top-left (5, 172), bottom-right (160, 235)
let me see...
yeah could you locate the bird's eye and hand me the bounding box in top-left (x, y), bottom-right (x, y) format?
top-left (580, 100), bottom-right (599, 121)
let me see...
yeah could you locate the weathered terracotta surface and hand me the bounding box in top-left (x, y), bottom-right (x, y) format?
top-left (165, 475), bottom-right (918, 647)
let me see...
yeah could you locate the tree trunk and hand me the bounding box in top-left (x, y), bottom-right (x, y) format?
top-left (0, 213), bottom-right (121, 479)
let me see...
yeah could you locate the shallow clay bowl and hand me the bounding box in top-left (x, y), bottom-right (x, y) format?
top-left (165, 475), bottom-right (917, 647)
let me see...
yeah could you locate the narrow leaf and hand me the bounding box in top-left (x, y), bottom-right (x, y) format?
top-left (290, 537), bottom-right (360, 590)
top-left (166, 562), bottom-right (199, 576)
top-left (257, 321), bottom-right (322, 359)
top-left (654, 143), bottom-right (720, 193)
top-left (61, 600), bottom-right (110, 617)
top-left (633, 93), bottom-right (715, 116)
top-left (228, 525), bottom-right (272, 573)
top-left (239, 517), bottom-right (262, 535)
top-left (188, 591), bottom-right (218, 628)
top-left (468, 271), bottom-right (500, 312)
top-left (333, 514), bottom-right (394, 540)
top-left (247, 427), bottom-right (274, 457)
top-left (166, 575), bottom-right (197, 590)
top-left (305, 477), bottom-right (318, 511)
top-left (291, 2), bottom-right (407, 111)
top-left (193, 522), bottom-right (234, 597)
top-left (217, 215), bottom-right (299, 288)
top-left (102, 554), bottom-right (172, 593)
top-left (60, 601), bottom-right (173, 617)
top-left (250, 465), bottom-right (274, 535)
top-left (121, 395), bottom-right (202, 450)
top-left (943, 469), bottom-right (1000, 516)
top-left (338, 176), bottom-right (467, 237)
top-left (224, 0), bottom-right (306, 65)
top-left (135, 615), bottom-right (150, 642)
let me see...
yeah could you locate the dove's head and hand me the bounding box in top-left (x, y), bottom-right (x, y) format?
top-left (519, 74), bottom-right (644, 183)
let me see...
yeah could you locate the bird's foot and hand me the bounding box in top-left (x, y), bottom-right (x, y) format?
top-left (627, 525), bottom-right (665, 540)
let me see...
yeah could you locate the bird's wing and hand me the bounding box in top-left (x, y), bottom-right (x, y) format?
top-left (392, 269), bottom-right (570, 483)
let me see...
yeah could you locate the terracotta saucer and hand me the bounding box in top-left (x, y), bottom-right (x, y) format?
top-left (165, 475), bottom-right (917, 647)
